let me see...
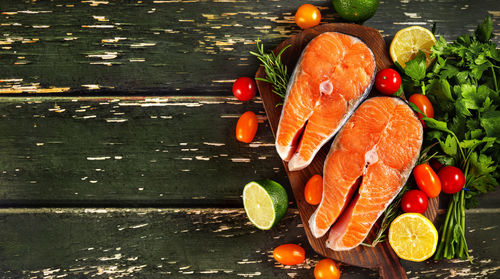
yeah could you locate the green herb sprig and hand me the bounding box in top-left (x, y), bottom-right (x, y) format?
top-left (250, 40), bottom-right (291, 100)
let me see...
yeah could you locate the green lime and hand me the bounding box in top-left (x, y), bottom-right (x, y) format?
top-left (242, 180), bottom-right (288, 230)
top-left (333, 0), bottom-right (380, 23)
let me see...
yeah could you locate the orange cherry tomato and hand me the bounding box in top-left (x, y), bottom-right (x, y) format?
top-left (413, 163), bottom-right (441, 198)
top-left (314, 258), bottom-right (341, 279)
top-left (409, 94), bottom-right (434, 127)
top-left (295, 4), bottom-right (321, 29)
top-left (304, 174), bottom-right (323, 205)
top-left (273, 244), bottom-right (305, 265)
top-left (236, 111), bottom-right (258, 143)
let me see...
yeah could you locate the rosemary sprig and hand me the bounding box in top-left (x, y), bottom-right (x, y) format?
top-left (250, 39), bottom-right (291, 100)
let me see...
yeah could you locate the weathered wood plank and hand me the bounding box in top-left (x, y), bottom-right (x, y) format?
top-left (0, 0), bottom-right (498, 93)
top-left (0, 96), bottom-right (290, 206)
top-left (0, 208), bottom-right (498, 278)
top-left (0, 96), bottom-right (499, 207)
top-left (0, 208), bottom-right (378, 278)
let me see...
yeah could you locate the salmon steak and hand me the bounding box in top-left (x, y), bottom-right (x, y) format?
top-left (309, 96), bottom-right (423, 251)
top-left (276, 32), bottom-right (376, 171)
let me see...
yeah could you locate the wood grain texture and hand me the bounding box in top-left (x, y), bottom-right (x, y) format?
top-left (0, 96), bottom-right (290, 207)
top-left (0, 0), bottom-right (498, 94)
top-left (0, 208), bottom-right (378, 279)
top-left (0, 96), bottom-right (497, 208)
top-left (0, 208), bottom-right (498, 278)
top-left (256, 23), bottom-right (423, 278)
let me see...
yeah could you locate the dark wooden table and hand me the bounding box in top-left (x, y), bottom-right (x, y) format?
top-left (0, 1), bottom-right (499, 278)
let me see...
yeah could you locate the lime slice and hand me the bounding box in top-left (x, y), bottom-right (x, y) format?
top-left (242, 180), bottom-right (288, 230)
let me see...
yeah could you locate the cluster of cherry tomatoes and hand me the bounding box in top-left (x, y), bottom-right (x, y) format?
top-left (375, 68), bottom-right (434, 127)
top-left (403, 161), bottom-right (466, 214)
top-left (233, 77), bottom-right (259, 143)
top-left (273, 244), bottom-right (341, 279)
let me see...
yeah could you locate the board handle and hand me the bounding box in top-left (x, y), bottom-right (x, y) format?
top-left (377, 241), bottom-right (408, 279)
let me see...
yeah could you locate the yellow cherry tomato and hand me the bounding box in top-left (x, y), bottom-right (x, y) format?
top-left (295, 4), bottom-right (321, 29)
top-left (314, 258), bottom-right (341, 279)
top-left (304, 174), bottom-right (323, 205)
top-left (236, 111), bottom-right (258, 143)
top-left (273, 244), bottom-right (305, 265)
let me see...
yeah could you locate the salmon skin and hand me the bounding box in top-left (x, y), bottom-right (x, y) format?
top-left (276, 32), bottom-right (376, 171)
top-left (309, 97), bottom-right (423, 251)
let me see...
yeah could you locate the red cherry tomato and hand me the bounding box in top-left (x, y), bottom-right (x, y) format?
top-left (295, 4), bottom-right (321, 29)
top-left (401, 190), bottom-right (429, 214)
top-left (304, 174), bottom-right (323, 205)
top-left (314, 258), bottom-right (341, 279)
top-left (375, 68), bottom-right (401, 95)
top-left (413, 163), bottom-right (441, 198)
top-left (409, 94), bottom-right (434, 127)
top-left (232, 77), bottom-right (257, 101)
top-left (438, 166), bottom-right (466, 194)
top-left (273, 244), bottom-right (305, 266)
top-left (236, 111), bottom-right (258, 143)
top-left (429, 158), bottom-right (444, 172)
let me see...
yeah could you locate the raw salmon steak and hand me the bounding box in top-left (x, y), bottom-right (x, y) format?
top-left (309, 96), bottom-right (423, 250)
top-left (276, 32), bottom-right (376, 171)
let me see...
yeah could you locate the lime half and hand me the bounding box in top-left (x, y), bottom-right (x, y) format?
top-left (242, 180), bottom-right (288, 230)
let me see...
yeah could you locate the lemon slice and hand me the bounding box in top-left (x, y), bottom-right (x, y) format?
top-left (242, 180), bottom-right (288, 230)
top-left (390, 26), bottom-right (436, 68)
top-left (388, 213), bottom-right (438, 262)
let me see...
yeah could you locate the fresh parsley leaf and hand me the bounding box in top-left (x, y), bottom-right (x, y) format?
top-left (431, 36), bottom-right (449, 58)
top-left (440, 64), bottom-right (460, 79)
top-left (455, 96), bottom-right (473, 117)
top-left (393, 85), bottom-right (404, 97)
top-left (429, 78), bottom-right (453, 101)
top-left (423, 117), bottom-right (453, 134)
top-left (404, 51), bottom-right (427, 82)
top-left (439, 135), bottom-right (458, 156)
top-left (459, 137), bottom-right (495, 150)
top-left (480, 110), bottom-right (500, 138)
top-left (449, 115), bottom-right (467, 139)
top-left (460, 84), bottom-right (483, 110)
top-left (456, 71), bottom-right (470, 82)
top-left (474, 16), bottom-right (493, 43)
top-left (470, 152), bottom-right (497, 175)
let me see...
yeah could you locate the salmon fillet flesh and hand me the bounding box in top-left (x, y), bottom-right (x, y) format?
top-left (276, 32), bottom-right (376, 171)
top-left (309, 97), bottom-right (423, 250)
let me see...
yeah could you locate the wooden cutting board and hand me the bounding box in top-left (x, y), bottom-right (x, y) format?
top-left (255, 23), bottom-right (438, 279)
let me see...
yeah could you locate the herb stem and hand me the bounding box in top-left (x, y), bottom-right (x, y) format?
top-left (435, 193), bottom-right (454, 259)
top-left (491, 65), bottom-right (499, 93)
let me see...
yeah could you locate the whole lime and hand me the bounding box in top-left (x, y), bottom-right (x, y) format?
top-left (333, 0), bottom-right (380, 23)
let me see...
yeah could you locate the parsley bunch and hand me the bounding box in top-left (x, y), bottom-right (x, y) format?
top-left (398, 17), bottom-right (499, 261)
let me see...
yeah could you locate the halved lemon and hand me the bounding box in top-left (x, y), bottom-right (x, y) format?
top-left (388, 213), bottom-right (438, 262)
top-left (390, 26), bottom-right (436, 68)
